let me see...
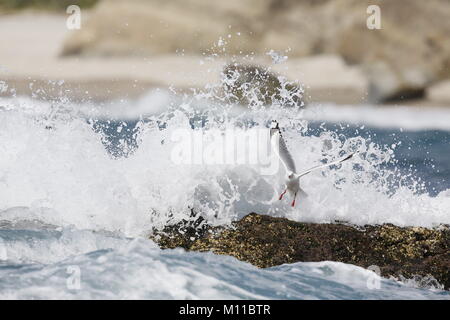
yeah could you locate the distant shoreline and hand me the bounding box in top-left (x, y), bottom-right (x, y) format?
top-left (3, 77), bottom-right (450, 109)
top-left (1, 12), bottom-right (449, 108)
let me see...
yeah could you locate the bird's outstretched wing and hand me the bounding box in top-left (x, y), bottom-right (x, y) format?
top-left (295, 153), bottom-right (355, 178)
top-left (270, 120), bottom-right (296, 174)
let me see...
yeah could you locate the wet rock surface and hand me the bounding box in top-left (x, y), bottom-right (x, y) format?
top-left (222, 64), bottom-right (305, 108)
top-left (151, 213), bottom-right (450, 290)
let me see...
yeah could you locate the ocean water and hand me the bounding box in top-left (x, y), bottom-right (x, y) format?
top-left (0, 89), bottom-right (449, 299)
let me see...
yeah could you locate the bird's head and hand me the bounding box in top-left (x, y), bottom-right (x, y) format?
top-left (270, 120), bottom-right (280, 138)
top-left (270, 120), bottom-right (279, 129)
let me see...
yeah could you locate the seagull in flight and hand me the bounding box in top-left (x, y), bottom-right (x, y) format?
top-left (270, 120), bottom-right (355, 207)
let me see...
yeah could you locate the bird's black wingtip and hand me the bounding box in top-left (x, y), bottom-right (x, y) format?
top-left (344, 152), bottom-right (355, 161)
top-left (270, 120), bottom-right (279, 129)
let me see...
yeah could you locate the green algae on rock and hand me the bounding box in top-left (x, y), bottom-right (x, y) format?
top-left (151, 213), bottom-right (450, 290)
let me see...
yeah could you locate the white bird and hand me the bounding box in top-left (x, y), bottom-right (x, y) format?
top-left (270, 120), bottom-right (355, 207)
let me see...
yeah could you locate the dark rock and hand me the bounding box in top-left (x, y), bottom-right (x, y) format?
top-left (221, 64), bottom-right (305, 108)
top-left (151, 213), bottom-right (450, 290)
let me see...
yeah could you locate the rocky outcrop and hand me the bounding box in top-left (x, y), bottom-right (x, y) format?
top-left (61, 0), bottom-right (450, 103)
top-left (151, 213), bottom-right (450, 290)
top-left (221, 64), bottom-right (305, 108)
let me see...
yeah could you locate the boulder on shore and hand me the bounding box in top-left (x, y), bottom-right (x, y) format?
top-left (221, 64), bottom-right (305, 108)
top-left (151, 213), bottom-right (450, 290)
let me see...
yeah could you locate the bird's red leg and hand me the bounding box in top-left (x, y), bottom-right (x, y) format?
top-left (291, 192), bottom-right (297, 207)
top-left (279, 189), bottom-right (287, 200)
